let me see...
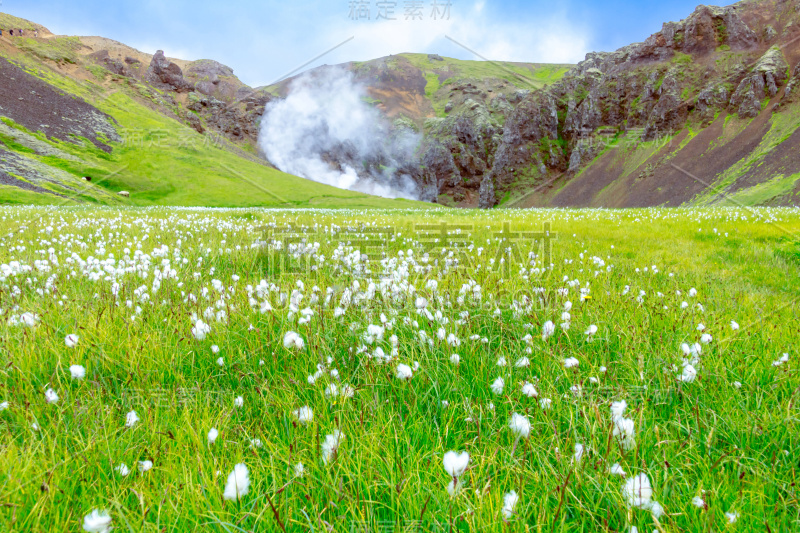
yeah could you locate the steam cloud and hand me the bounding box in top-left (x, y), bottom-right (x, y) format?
top-left (258, 67), bottom-right (421, 200)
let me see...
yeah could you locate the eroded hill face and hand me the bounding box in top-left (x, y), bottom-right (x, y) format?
top-left (265, 54), bottom-right (571, 205)
top-left (0, 12), bottom-right (427, 209)
top-left (263, 0), bottom-right (800, 209)
top-left (485, 0), bottom-right (800, 208)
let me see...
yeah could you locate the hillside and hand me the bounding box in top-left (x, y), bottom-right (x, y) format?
top-left (2, 0), bottom-right (800, 209)
top-left (266, 53), bottom-right (570, 122)
top-left (261, 53), bottom-right (572, 204)
top-left (0, 12), bottom-right (425, 208)
top-left (482, 0), bottom-right (800, 208)
top-left (262, 0), bottom-right (800, 209)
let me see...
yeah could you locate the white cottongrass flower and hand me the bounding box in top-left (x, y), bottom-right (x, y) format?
top-left (0, 401), bottom-right (8, 411)
top-left (70, 365), bottom-right (86, 379)
top-left (490, 377), bottom-right (505, 395)
top-left (82, 509), bottom-right (112, 533)
top-left (622, 473), bottom-right (653, 509)
top-left (542, 321), bottom-right (555, 340)
top-left (610, 400), bottom-right (627, 421)
top-left (234, 396), bottom-right (244, 407)
top-left (45, 388), bottom-right (59, 404)
top-left (396, 364), bottom-right (413, 380)
top-left (692, 495), bottom-right (706, 508)
top-left (501, 490), bottom-right (519, 520)
top-left (573, 443), bottom-right (585, 463)
top-left (115, 463), bottom-right (130, 477)
top-left (496, 356), bottom-right (507, 367)
top-left (521, 381), bottom-right (538, 398)
top-left (515, 357), bottom-right (530, 368)
top-left (20, 312), bottom-right (39, 328)
top-left (609, 463), bottom-right (626, 476)
top-left (138, 460), bottom-right (153, 473)
top-left (725, 511), bottom-right (739, 524)
top-left (539, 398), bottom-right (552, 410)
top-left (208, 427), bottom-right (219, 445)
top-left (294, 462), bottom-right (305, 478)
top-left (449, 353), bottom-right (461, 366)
top-left (191, 319), bottom-right (211, 341)
top-left (294, 406), bottom-right (314, 425)
top-left (282, 331), bottom-right (305, 350)
top-left (650, 501), bottom-right (664, 519)
top-left (679, 364), bottom-right (697, 383)
top-left (731, 321), bottom-right (739, 331)
top-left (443, 450), bottom-right (469, 478)
top-left (216, 357), bottom-right (224, 367)
top-left (321, 430), bottom-right (345, 464)
top-left (223, 463), bottom-right (250, 501)
top-left (446, 477), bottom-right (462, 497)
top-left (564, 357), bottom-right (579, 369)
top-left (65, 334), bottom-right (79, 348)
top-left (773, 353), bottom-right (790, 367)
top-left (584, 325), bottom-right (598, 338)
top-left (446, 333), bottom-right (460, 347)
top-left (733, 381), bottom-right (742, 389)
top-left (509, 413), bottom-right (531, 441)
top-left (700, 333), bottom-right (712, 344)
top-left (613, 417), bottom-right (636, 450)
top-left (211, 345), bottom-right (220, 354)
top-left (125, 410), bottom-right (140, 428)
top-left (250, 438), bottom-right (263, 449)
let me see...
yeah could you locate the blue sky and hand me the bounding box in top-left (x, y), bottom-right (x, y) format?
top-left (4, 0), bottom-right (734, 87)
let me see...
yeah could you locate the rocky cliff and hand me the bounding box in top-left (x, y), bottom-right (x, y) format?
top-left (469, 0), bottom-right (800, 207)
top-left (297, 0), bottom-right (800, 208)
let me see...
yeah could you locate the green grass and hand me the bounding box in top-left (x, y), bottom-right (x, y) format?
top-left (0, 42), bottom-right (432, 210)
top-left (694, 102), bottom-right (800, 205)
top-left (0, 88), bottom-right (429, 209)
top-left (399, 53), bottom-right (571, 91)
top-left (0, 12), bottom-right (41, 31)
top-left (16, 36), bottom-right (85, 64)
top-left (1, 207), bottom-right (799, 532)
top-left (718, 173), bottom-right (800, 205)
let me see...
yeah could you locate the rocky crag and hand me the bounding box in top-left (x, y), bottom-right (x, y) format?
top-left (412, 0), bottom-right (800, 207)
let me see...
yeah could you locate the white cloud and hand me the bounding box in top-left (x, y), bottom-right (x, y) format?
top-left (14, 0), bottom-right (590, 87)
top-left (312, 1), bottom-right (590, 71)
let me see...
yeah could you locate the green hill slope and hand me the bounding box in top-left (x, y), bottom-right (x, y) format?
top-left (0, 19), bottom-right (428, 209)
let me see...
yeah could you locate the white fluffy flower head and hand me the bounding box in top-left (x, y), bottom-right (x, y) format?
top-left (223, 463), bottom-right (250, 501)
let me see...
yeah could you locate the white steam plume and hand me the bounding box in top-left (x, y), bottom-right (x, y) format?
top-left (258, 67), bottom-right (421, 200)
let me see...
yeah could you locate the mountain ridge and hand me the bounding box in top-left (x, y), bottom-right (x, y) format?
top-left (2, 1), bottom-right (800, 208)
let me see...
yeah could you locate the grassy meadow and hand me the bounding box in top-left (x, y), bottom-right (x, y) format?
top-left (0, 206), bottom-right (799, 532)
